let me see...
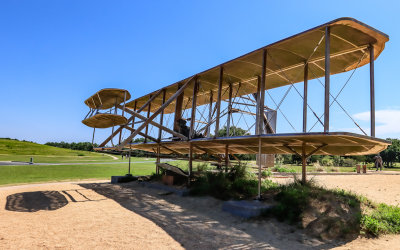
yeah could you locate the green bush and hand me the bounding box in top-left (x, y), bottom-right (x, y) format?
top-left (361, 204), bottom-right (400, 236)
top-left (274, 166), bottom-right (296, 173)
top-left (262, 169), bottom-right (272, 177)
top-left (190, 164), bottom-right (277, 200)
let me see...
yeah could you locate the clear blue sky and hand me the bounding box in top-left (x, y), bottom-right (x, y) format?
top-left (1, 0), bottom-right (399, 144)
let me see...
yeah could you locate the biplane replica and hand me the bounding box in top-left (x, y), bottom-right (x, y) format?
top-left (82, 17), bottom-right (390, 197)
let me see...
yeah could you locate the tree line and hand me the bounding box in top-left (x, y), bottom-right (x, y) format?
top-left (45, 141), bottom-right (98, 152)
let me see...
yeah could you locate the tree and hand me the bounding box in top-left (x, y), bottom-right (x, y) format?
top-left (380, 138), bottom-right (400, 167)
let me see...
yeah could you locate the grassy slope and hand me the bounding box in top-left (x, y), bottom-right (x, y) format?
top-left (0, 138), bottom-right (124, 163)
top-left (0, 139), bottom-right (159, 185)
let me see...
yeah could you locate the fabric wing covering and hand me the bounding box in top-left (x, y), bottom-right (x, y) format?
top-left (125, 18), bottom-right (388, 114)
top-left (122, 133), bottom-right (390, 156)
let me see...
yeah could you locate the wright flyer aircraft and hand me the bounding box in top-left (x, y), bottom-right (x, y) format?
top-left (82, 18), bottom-right (390, 197)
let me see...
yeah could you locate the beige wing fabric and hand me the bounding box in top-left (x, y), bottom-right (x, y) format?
top-left (125, 18), bottom-right (388, 114)
top-left (82, 114), bottom-right (128, 128)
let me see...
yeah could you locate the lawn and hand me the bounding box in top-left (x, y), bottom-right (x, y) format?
top-left (0, 161), bottom-right (157, 186)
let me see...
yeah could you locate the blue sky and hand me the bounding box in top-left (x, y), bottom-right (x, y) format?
top-left (1, 0), bottom-right (399, 144)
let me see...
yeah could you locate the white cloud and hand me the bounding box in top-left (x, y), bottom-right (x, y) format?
top-left (353, 109), bottom-right (400, 137)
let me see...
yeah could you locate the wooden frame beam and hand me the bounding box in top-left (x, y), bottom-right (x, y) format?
top-left (116, 76), bottom-right (194, 149)
top-left (189, 78), bottom-right (199, 139)
top-left (214, 66), bottom-right (223, 137)
top-left (117, 104), bottom-right (187, 140)
top-left (324, 26), bottom-right (330, 133)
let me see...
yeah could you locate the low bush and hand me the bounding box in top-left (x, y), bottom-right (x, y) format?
top-left (190, 164), bottom-right (277, 200)
top-left (361, 204), bottom-right (400, 236)
top-left (274, 166), bottom-right (296, 173)
top-left (261, 169), bottom-right (272, 177)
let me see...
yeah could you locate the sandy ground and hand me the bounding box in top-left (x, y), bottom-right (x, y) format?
top-left (0, 175), bottom-right (400, 249)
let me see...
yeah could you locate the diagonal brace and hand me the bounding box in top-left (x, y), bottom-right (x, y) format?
top-left (117, 76), bottom-right (194, 149)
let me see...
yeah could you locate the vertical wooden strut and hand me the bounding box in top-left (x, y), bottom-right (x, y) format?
top-left (174, 83), bottom-right (184, 133)
top-left (225, 144), bottom-right (229, 172)
top-left (118, 91), bottom-right (128, 144)
top-left (189, 142), bottom-right (193, 184)
top-left (132, 101), bottom-right (137, 130)
top-left (207, 90), bottom-right (213, 137)
top-left (259, 49), bottom-right (267, 135)
top-left (226, 83), bottom-right (233, 136)
top-left (144, 95), bottom-right (152, 143)
top-left (156, 90), bottom-right (166, 175)
top-left (324, 26), bottom-right (330, 133)
top-left (370, 45), bottom-right (375, 137)
top-left (255, 76), bottom-right (261, 135)
top-left (215, 66), bottom-right (223, 137)
top-left (158, 89), bottom-right (166, 141)
top-left (303, 63), bottom-right (308, 133)
top-left (302, 143), bottom-right (307, 183)
top-left (156, 145), bottom-right (160, 174)
top-left (189, 78), bottom-right (199, 139)
top-left (257, 137), bottom-right (262, 199)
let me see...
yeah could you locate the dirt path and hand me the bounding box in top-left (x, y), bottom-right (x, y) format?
top-left (1, 175), bottom-right (400, 249)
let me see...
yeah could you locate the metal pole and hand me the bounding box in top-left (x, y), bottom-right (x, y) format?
top-left (92, 128), bottom-right (96, 145)
top-left (257, 137), bottom-right (262, 199)
top-left (324, 26), bottom-right (330, 133)
top-left (370, 45), bottom-right (375, 137)
top-left (207, 90), bottom-right (213, 137)
top-left (303, 63), bottom-right (308, 133)
top-left (259, 49), bottom-right (267, 135)
top-left (226, 83), bottom-right (233, 136)
top-left (215, 66), bottom-right (223, 137)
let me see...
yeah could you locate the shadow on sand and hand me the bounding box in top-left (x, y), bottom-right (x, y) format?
top-left (5, 191), bottom-right (68, 212)
top-left (80, 182), bottom-right (359, 249)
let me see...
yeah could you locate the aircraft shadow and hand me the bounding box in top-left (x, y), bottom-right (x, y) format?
top-left (80, 182), bottom-right (358, 249)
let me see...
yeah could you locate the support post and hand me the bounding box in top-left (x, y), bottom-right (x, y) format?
top-left (302, 143), bottom-right (306, 183)
top-left (158, 89), bottom-right (166, 141)
top-left (259, 49), bottom-right (267, 135)
top-left (226, 83), bottom-right (233, 136)
top-left (132, 101), bottom-right (137, 130)
top-left (255, 76), bottom-right (261, 135)
top-left (303, 63), bottom-right (308, 133)
top-left (324, 26), bottom-right (330, 133)
top-left (144, 95), bottom-right (151, 143)
top-left (207, 90), bottom-right (213, 137)
top-left (156, 144), bottom-right (160, 174)
top-left (189, 142), bottom-right (193, 185)
top-left (189, 78), bottom-right (199, 139)
top-left (370, 45), bottom-right (375, 137)
top-left (118, 90), bottom-right (128, 144)
top-left (174, 84), bottom-right (184, 133)
top-left (225, 144), bottom-right (229, 172)
top-left (128, 149), bottom-right (132, 175)
top-left (257, 137), bottom-right (262, 199)
top-left (215, 66), bottom-right (223, 137)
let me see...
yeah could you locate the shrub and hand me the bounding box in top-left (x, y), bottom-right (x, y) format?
top-left (262, 169), bottom-right (272, 177)
top-left (321, 156), bottom-right (334, 166)
top-left (197, 163), bottom-right (208, 172)
top-left (313, 161), bottom-right (324, 172)
top-left (274, 166), bottom-right (296, 173)
top-left (361, 204), bottom-right (400, 236)
top-left (343, 158), bottom-right (356, 167)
